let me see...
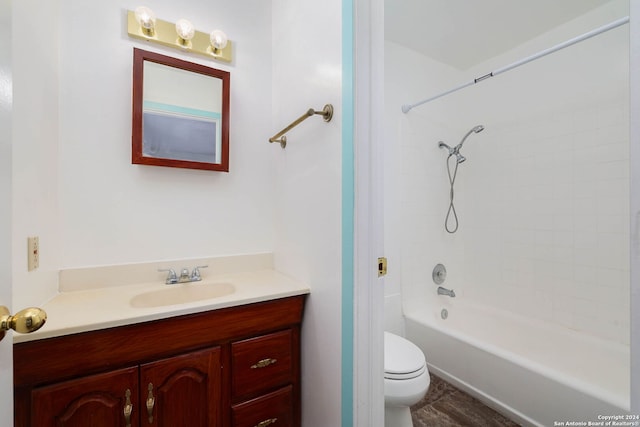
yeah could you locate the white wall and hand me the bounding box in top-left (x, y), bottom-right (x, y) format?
top-left (387, 0), bottom-right (631, 344)
top-left (11, 0), bottom-right (60, 310)
top-left (58, 0), bottom-right (275, 266)
top-left (12, 0), bottom-right (346, 424)
top-left (0, 0), bottom-right (13, 423)
top-left (271, 1), bottom-right (343, 426)
top-left (12, 0), bottom-right (275, 308)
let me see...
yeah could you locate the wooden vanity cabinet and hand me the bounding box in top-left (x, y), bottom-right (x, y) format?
top-left (14, 295), bottom-right (305, 427)
top-left (30, 347), bottom-right (221, 427)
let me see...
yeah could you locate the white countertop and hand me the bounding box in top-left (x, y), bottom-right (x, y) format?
top-left (14, 269), bottom-right (310, 344)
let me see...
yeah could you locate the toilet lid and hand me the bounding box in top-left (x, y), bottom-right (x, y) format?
top-left (384, 332), bottom-right (427, 380)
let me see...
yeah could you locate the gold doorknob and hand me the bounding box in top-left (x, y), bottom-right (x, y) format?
top-left (0, 305), bottom-right (47, 337)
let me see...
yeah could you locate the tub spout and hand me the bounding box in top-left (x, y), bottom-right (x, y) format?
top-left (437, 286), bottom-right (456, 297)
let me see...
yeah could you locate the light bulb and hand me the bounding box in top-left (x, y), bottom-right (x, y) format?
top-left (176, 19), bottom-right (195, 41)
top-left (209, 30), bottom-right (228, 50)
top-left (134, 6), bottom-right (156, 32)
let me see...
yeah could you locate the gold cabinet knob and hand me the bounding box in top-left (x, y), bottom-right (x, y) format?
top-left (0, 305), bottom-right (47, 335)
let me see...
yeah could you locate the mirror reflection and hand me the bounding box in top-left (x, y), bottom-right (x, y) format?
top-left (132, 48), bottom-right (230, 171)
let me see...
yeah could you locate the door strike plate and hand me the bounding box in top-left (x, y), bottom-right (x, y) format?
top-left (378, 257), bottom-right (388, 277)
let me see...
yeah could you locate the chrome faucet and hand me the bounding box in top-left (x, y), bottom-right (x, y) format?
top-left (158, 266), bottom-right (208, 285)
top-left (189, 265), bottom-right (206, 281)
top-left (437, 286), bottom-right (456, 297)
top-left (158, 268), bottom-right (178, 285)
top-left (179, 268), bottom-right (190, 282)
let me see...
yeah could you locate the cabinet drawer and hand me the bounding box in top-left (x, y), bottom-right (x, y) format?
top-left (232, 385), bottom-right (292, 427)
top-left (232, 329), bottom-right (293, 398)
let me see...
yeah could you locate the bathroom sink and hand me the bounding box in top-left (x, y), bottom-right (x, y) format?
top-left (130, 282), bottom-right (235, 308)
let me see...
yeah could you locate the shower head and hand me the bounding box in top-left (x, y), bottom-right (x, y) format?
top-left (439, 125), bottom-right (483, 162)
top-left (455, 124), bottom-right (484, 151)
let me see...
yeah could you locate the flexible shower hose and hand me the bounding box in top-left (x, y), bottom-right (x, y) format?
top-left (445, 154), bottom-right (459, 233)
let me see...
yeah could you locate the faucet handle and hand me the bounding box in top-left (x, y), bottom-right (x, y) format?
top-left (158, 268), bottom-right (178, 284)
top-left (190, 265), bottom-right (208, 281)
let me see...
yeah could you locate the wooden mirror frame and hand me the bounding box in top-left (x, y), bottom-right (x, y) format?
top-left (132, 48), bottom-right (230, 171)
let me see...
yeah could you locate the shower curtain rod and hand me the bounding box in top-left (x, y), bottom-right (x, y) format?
top-left (401, 16), bottom-right (630, 113)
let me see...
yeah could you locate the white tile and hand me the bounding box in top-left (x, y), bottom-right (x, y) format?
top-left (597, 214), bottom-right (627, 234)
top-left (573, 214), bottom-right (597, 232)
top-left (574, 265), bottom-right (598, 285)
top-left (596, 268), bottom-right (629, 289)
top-left (572, 129), bottom-right (599, 149)
top-left (594, 142), bottom-right (628, 162)
top-left (596, 160), bottom-right (629, 180)
top-left (598, 104), bottom-right (628, 127)
top-left (596, 124), bottom-right (628, 145)
top-left (573, 109), bottom-right (599, 131)
top-left (573, 247), bottom-right (598, 267)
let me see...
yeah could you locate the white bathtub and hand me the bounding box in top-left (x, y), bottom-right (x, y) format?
top-left (405, 302), bottom-right (631, 426)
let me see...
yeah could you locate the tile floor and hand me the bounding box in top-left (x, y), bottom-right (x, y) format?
top-left (410, 374), bottom-right (521, 427)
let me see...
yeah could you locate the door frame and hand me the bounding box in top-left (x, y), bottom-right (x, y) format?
top-left (349, 0), bottom-right (640, 419)
top-left (349, 0), bottom-right (386, 425)
top-left (630, 0), bottom-right (639, 413)
top-left (0, 0), bottom-right (14, 424)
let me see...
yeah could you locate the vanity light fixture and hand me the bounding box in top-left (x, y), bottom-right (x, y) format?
top-left (134, 6), bottom-right (156, 36)
top-left (127, 7), bottom-right (232, 63)
top-left (210, 30), bottom-right (228, 51)
top-left (175, 19), bottom-right (195, 46)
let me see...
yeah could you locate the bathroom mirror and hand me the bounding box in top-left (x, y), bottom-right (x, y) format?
top-left (132, 48), bottom-right (230, 171)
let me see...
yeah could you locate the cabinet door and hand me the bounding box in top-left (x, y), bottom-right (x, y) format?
top-left (31, 366), bottom-right (139, 427)
top-left (140, 347), bottom-right (221, 427)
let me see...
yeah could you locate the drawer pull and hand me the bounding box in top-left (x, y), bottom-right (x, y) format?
top-left (255, 418), bottom-right (278, 427)
top-left (146, 383), bottom-right (155, 423)
top-left (251, 358), bottom-right (278, 369)
top-left (123, 389), bottom-right (133, 427)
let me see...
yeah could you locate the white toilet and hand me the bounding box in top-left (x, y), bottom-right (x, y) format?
top-left (384, 331), bottom-right (430, 427)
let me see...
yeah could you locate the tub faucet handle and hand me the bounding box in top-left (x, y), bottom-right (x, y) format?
top-left (433, 264), bottom-right (447, 284)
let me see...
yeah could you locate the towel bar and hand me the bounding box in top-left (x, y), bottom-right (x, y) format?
top-left (269, 104), bottom-right (333, 148)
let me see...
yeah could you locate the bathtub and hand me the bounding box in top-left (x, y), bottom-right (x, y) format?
top-left (404, 301), bottom-right (631, 426)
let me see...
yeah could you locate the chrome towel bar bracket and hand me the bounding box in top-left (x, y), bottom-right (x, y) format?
top-left (269, 104), bottom-right (333, 148)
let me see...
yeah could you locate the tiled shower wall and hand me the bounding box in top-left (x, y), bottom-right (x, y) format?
top-left (396, 102), bottom-right (630, 345)
top-left (389, 0), bottom-right (630, 346)
top-left (462, 103), bottom-right (630, 345)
